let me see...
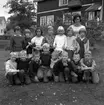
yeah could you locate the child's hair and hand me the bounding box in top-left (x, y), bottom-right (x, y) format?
top-left (79, 28), bottom-right (86, 34)
top-left (48, 26), bottom-right (54, 30)
top-left (66, 27), bottom-right (74, 36)
top-left (61, 51), bottom-right (68, 57)
top-left (24, 29), bottom-right (31, 34)
top-left (19, 50), bottom-right (27, 58)
top-left (84, 51), bottom-right (92, 56)
top-left (10, 52), bottom-right (18, 58)
top-left (35, 27), bottom-right (43, 35)
top-left (42, 43), bottom-right (50, 48)
top-left (73, 52), bottom-right (80, 58)
top-left (14, 26), bottom-right (21, 32)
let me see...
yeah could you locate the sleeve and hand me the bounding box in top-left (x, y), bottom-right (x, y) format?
top-left (92, 60), bottom-right (96, 70)
top-left (5, 62), bottom-right (19, 73)
top-left (31, 37), bottom-right (35, 44)
top-left (42, 36), bottom-right (47, 44)
top-left (10, 36), bottom-right (14, 52)
top-left (22, 37), bottom-right (26, 50)
top-left (53, 36), bottom-right (57, 48)
top-left (29, 61), bottom-right (35, 75)
top-left (71, 61), bottom-right (77, 71)
top-left (53, 61), bottom-right (60, 76)
top-left (64, 36), bottom-right (67, 49)
top-left (85, 40), bottom-right (90, 52)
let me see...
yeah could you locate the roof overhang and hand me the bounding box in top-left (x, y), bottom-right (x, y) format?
top-left (85, 3), bottom-right (102, 12)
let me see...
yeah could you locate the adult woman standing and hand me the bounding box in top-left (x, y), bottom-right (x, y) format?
top-left (69, 14), bottom-right (86, 37)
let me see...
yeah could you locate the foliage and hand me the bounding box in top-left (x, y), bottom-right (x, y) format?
top-left (5, 0), bottom-right (37, 31)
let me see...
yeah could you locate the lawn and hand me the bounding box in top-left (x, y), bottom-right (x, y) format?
top-left (0, 41), bottom-right (104, 105)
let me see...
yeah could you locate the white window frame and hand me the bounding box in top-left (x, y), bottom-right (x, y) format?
top-left (47, 15), bottom-right (54, 26)
top-left (40, 16), bottom-right (47, 26)
top-left (59, 0), bottom-right (68, 7)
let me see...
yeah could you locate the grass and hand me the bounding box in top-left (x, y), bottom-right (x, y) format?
top-left (0, 41), bottom-right (104, 105)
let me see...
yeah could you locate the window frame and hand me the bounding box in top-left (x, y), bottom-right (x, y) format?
top-left (59, 0), bottom-right (68, 7)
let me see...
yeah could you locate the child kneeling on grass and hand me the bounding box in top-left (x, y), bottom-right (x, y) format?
top-left (80, 51), bottom-right (99, 83)
top-left (29, 49), bottom-right (41, 83)
top-left (5, 52), bottom-right (23, 85)
top-left (37, 43), bottom-right (52, 83)
top-left (16, 50), bottom-right (31, 85)
top-left (53, 51), bottom-right (73, 82)
top-left (71, 53), bottom-right (82, 83)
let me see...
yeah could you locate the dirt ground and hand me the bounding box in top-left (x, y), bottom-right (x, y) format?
top-left (0, 41), bottom-right (104, 105)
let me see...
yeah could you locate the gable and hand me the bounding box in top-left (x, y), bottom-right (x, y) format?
top-left (0, 17), bottom-right (6, 25)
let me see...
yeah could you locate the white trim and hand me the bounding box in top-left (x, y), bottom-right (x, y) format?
top-left (59, 0), bottom-right (68, 7)
top-left (82, 3), bottom-right (93, 7)
top-left (37, 8), bottom-right (68, 14)
top-left (37, 3), bottom-right (93, 15)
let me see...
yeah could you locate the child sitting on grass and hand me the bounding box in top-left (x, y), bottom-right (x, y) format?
top-left (17, 50), bottom-right (31, 85)
top-left (53, 51), bottom-right (73, 82)
top-left (37, 43), bottom-right (52, 83)
top-left (5, 52), bottom-right (23, 85)
top-left (80, 51), bottom-right (99, 83)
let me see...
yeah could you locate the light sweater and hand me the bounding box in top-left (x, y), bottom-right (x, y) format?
top-left (69, 25), bottom-right (86, 37)
top-left (66, 36), bottom-right (76, 51)
top-left (5, 60), bottom-right (19, 76)
top-left (31, 36), bottom-right (44, 47)
top-left (53, 34), bottom-right (67, 51)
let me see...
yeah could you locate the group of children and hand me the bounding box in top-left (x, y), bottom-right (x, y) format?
top-left (5, 25), bottom-right (100, 85)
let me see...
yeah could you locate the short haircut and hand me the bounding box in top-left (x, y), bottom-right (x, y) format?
top-left (73, 14), bottom-right (81, 23)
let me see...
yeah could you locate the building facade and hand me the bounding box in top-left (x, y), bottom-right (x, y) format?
top-left (37, 0), bottom-right (102, 26)
top-left (0, 17), bottom-right (6, 35)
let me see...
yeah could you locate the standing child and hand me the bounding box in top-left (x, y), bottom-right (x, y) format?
top-left (80, 51), bottom-right (99, 83)
top-left (53, 26), bottom-right (67, 52)
top-left (37, 43), bottom-right (52, 82)
top-left (75, 28), bottom-right (89, 58)
top-left (66, 27), bottom-right (77, 60)
top-left (24, 29), bottom-right (33, 58)
top-left (43, 26), bottom-right (55, 53)
top-left (31, 27), bottom-right (44, 51)
top-left (5, 52), bottom-right (23, 85)
top-left (17, 50), bottom-right (31, 85)
top-left (10, 26), bottom-right (25, 54)
top-left (53, 51), bottom-right (73, 82)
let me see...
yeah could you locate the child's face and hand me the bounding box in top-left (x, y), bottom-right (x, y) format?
top-left (11, 57), bottom-right (16, 61)
top-left (73, 54), bottom-right (80, 62)
top-left (48, 29), bottom-right (54, 35)
top-left (85, 54), bottom-right (92, 60)
top-left (80, 32), bottom-right (86, 38)
top-left (15, 30), bottom-right (21, 35)
top-left (36, 29), bottom-right (41, 37)
top-left (62, 54), bottom-right (68, 62)
top-left (67, 30), bottom-right (73, 37)
top-left (43, 46), bottom-right (50, 52)
top-left (58, 30), bottom-right (64, 35)
top-left (33, 55), bottom-right (40, 61)
top-left (25, 33), bottom-right (30, 38)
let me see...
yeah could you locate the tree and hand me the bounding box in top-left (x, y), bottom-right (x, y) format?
top-left (5, 0), bottom-right (37, 31)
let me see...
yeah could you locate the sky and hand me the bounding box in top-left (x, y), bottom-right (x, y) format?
top-left (0, 0), bottom-right (11, 20)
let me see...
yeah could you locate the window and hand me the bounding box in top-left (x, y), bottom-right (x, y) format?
top-left (40, 16), bottom-right (47, 26)
top-left (63, 11), bottom-right (81, 25)
top-left (40, 15), bottom-right (54, 26)
top-left (59, 0), bottom-right (68, 6)
top-left (47, 15), bottom-right (54, 26)
top-left (63, 13), bottom-right (72, 25)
